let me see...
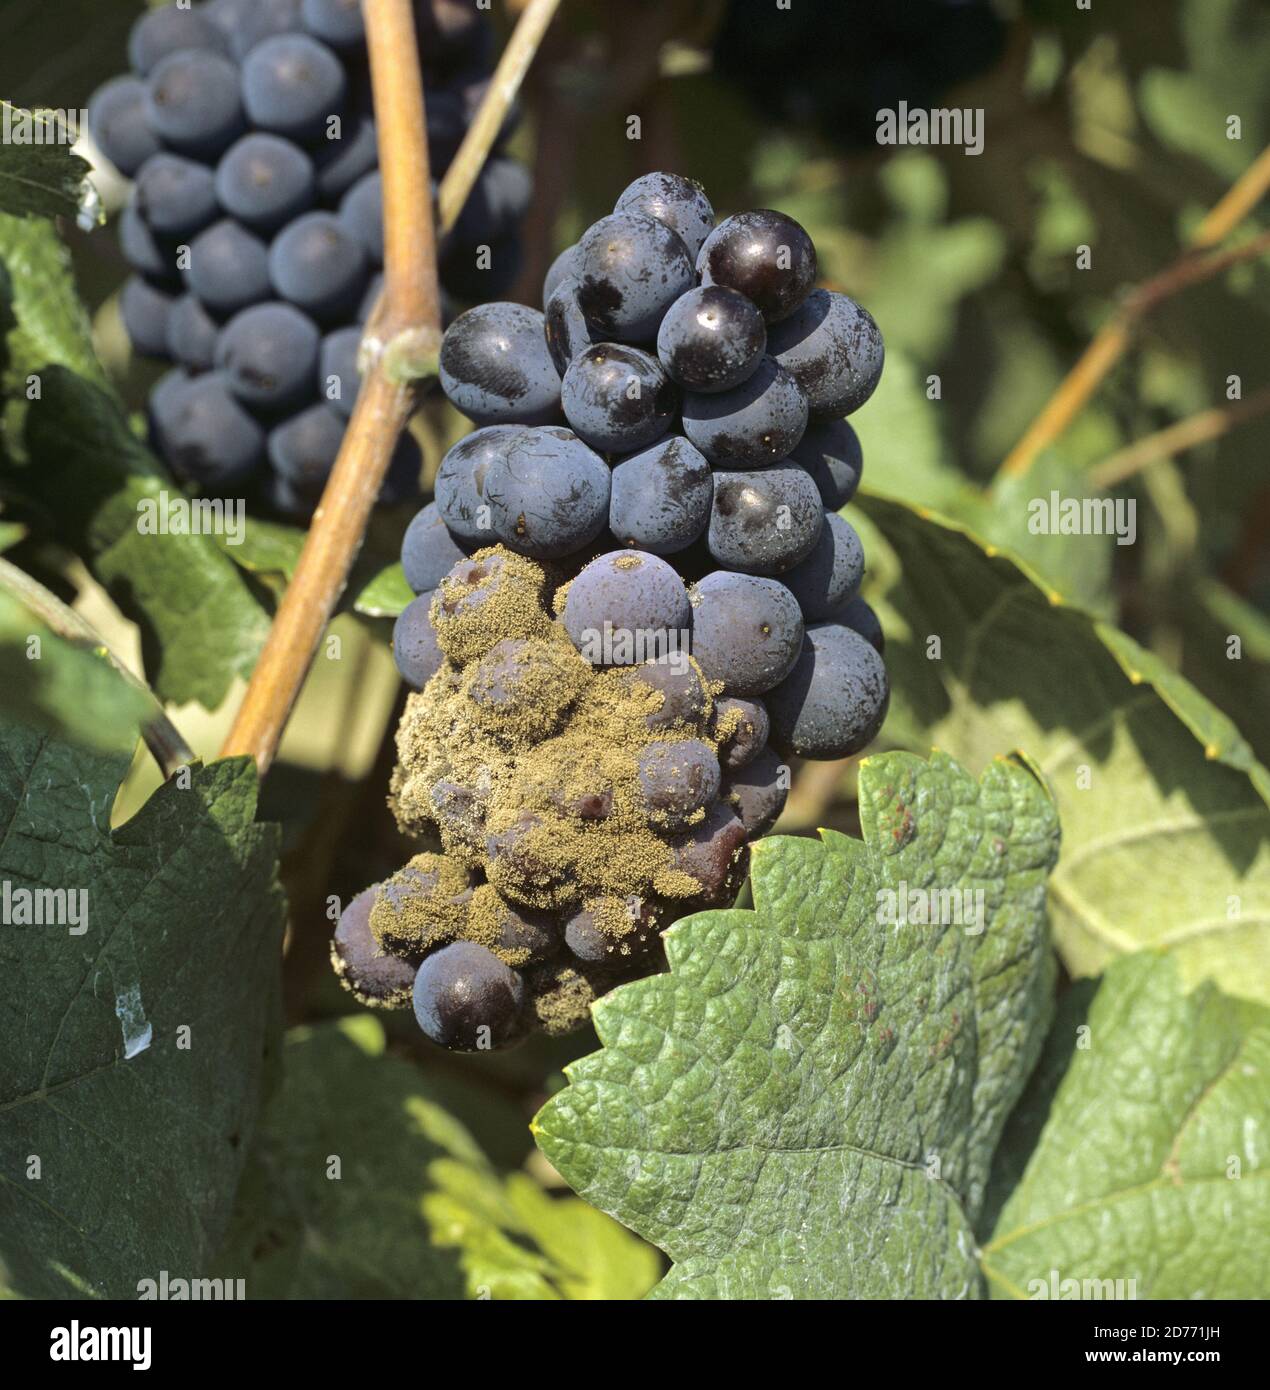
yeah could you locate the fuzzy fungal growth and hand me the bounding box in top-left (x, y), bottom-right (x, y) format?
top-left (337, 173), bottom-right (891, 1050)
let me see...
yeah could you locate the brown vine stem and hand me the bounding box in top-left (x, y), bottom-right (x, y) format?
top-left (1089, 382), bottom-right (1270, 489)
top-left (998, 144), bottom-right (1270, 481)
top-left (0, 556), bottom-right (194, 777)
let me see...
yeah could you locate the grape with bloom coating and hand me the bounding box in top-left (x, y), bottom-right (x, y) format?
top-left (434, 425), bottom-right (524, 546)
top-left (575, 212), bottom-right (694, 343)
top-left (483, 427), bottom-right (610, 559)
top-left (563, 551), bottom-right (692, 665)
top-left (609, 435), bottom-right (712, 555)
top-left (561, 343), bottom-right (677, 453)
top-left (767, 622), bottom-right (890, 759)
top-left (788, 418), bottom-right (863, 508)
top-left (657, 285), bottom-right (766, 393)
top-left (614, 171), bottom-right (715, 260)
top-left (707, 467), bottom-right (823, 575)
top-left (439, 302), bottom-right (562, 427)
top-left (689, 571), bottom-right (804, 695)
top-left (779, 512), bottom-right (866, 621)
top-left (767, 289), bottom-right (885, 419)
top-left (682, 356), bottom-right (807, 466)
top-left (392, 593), bottom-right (445, 690)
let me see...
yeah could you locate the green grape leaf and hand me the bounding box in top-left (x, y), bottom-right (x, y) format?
top-left (213, 512), bottom-right (415, 620)
top-left (0, 724), bottom-right (284, 1298)
top-left (0, 582), bottom-right (151, 754)
top-left (0, 215), bottom-right (271, 708)
top-left (858, 492), bottom-right (1270, 1006)
top-left (214, 1016), bottom-right (659, 1300)
top-left (982, 953), bottom-right (1270, 1299)
top-left (0, 104), bottom-right (92, 221)
top-left (534, 748), bottom-right (1060, 1299)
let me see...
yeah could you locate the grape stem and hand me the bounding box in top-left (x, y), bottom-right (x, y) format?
top-left (997, 145), bottom-right (1270, 481)
top-left (0, 555), bottom-right (194, 778)
top-left (220, 0), bottom-right (560, 776)
top-left (1090, 382), bottom-right (1270, 489)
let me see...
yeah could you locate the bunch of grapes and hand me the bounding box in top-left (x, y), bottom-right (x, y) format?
top-left (88, 0), bottom-right (529, 518)
top-left (333, 172), bottom-right (890, 1051)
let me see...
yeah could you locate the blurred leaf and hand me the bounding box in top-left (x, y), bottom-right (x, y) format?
top-left (0, 103), bottom-right (91, 220)
top-left (0, 215), bottom-right (270, 708)
top-left (215, 1016), bottom-right (658, 1300)
top-left (983, 954), bottom-right (1270, 1299)
top-left (215, 513), bottom-right (415, 620)
top-left (859, 492), bottom-right (1270, 1005)
top-left (0, 726), bottom-right (284, 1298)
top-left (535, 750), bottom-right (1059, 1299)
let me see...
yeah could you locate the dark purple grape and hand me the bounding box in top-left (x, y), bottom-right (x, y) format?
top-left (185, 220), bottom-right (272, 317)
top-left (574, 212), bottom-right (694, 343)
top-left (434, 425), bottom-right (522, 546)
top-left (779, 512), bottom-right (865, 620)
top-left (767, 622), bottom-right (890, 760)
top-left (610, 435), bottom-right (712, 556)
top-left (241, 33), bottom-right (347, 142)
top-left (413, 942), bottom-right (525, 1051)
top-left (88, 77), bottom-right (161, 178)
top-left (216, 302), bottom-right (321, 412)
top-left (707, 467), bottom-right (824, 575)
top-left (439, 302), bottom-right (562, 427)
top-left (725, 747), bottom-right (788, 837)
top-left (564, 897), bottom-right (660, 965)
top-left (401, 501), bottom-right (469, 595)
top-left (129, 4), bottom-right (230, 75)
top-left (682, 356), bottom-right (808, 466)
top-left (480, 427), bottom-right (609, 559)
top-left (713, 696), bottom-right (770, 770)
top-left (697, 210), bottom-right (817, 323)
top-left (145, 50), bottom-right (244, 159)
top-left (563, 551), bottom-right (692, 665)
top-left (133, 154), bottom-right (218, 239)
top-left (269, 210), bottom-right (368, 324)
top-left (166, 295), bottom-right (219, 372)
top-left (543, 278), bottom-right (599, 376)
top-left (332, 887), bottom-right (416, 1007)
top-left (560, 343), bottom-right (677, 453)
top-left (393, 592), bottom-right (445, 689)
top-left (788, 418), bottom-right (863, 508)
top-left (216, 133), bottom-right (315, 234)
top-left (637, 738), bottom-right (721, 829)
top-left (488, 896), bottom-right (560, 967)
top-left (614, 172), bottom-right (715, 260)
top-left (667, 801), bottom-right (749, 905)
top-left (657, 285), bottom-right (766, 393)
top-left (689, 570), bottom-right (804, 695)
top-left (835, 595), bottom-right (884, 654)
top-left (767, 290), bottom-right (885, 419)
top-left (121, 278), bottom-right (173, 360)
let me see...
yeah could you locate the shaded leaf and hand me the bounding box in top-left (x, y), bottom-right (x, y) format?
top-left (0, 104), bottom-right (91, 221)
top-left (0, 725), bottom-right (284, 1298)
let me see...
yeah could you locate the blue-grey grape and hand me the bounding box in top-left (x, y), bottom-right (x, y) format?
top-left (129, 4), bottom-right (230, 75)
top-left (778, 511), bottom-right (865, 620)
top-left (682, 355), bottom-right (808, 465)
top-left (788, 417), bottom-right (863, 508)
top-left (688, 570), bottom-right (804, 695)
top-left (88, 77), bottom-right (161, 177)
top-left (574, 212), bottom-right (694, 344)
top-left (151, 372), bottom-right (265, 488)
top-left (542, 243), bottom-right (579, 308)
top-left (637, 738), bottom-right (721, 830)
top-left (543, 277), bottom-right (598, 376)
top-left (185, 219), bottom-right (272, 317)
top-left (707, 466), bottom-right (824, 574)
top-left (402, 502), bottom-right (470, 596)
top-left (338, 171), bottom-right (383, 267)
top-left (614, 171), bottom-right (715, 260)
top-left (609, 435), bottom-right (712, 555)
top-left (332, 887), bottom-right (417, 1007)
top-left (434, 425), bottom-right (524, 546)
top-left (269, 210), bottom-right (367, 323)
top-left (835, 595), bottom-right (884, 654)
top-left (560, 342), bottom-right (677, 453)
top-left (767, 289), bottom-right (885, 419)
top-left (166, 295), bottom-right (219, 372)
top-left (724, 746), bottom-right (788, 837)
top-left (144, 50), bottom-right (243, 159)
top-left (319, 325), bottom-right (362, 416)
top-left (121, 278), bottom-right (174, 360)
top-left (241, 33), bottom-right (347, 142)
top-left (215, 132), bottom-right (315, 233)
top-left (767, 621), bottom-right (889, 759)
top-left (563, 551), bottom-right (692, 664)
top-left (439, 302), bottom-right (562, 426)
top-left (393, 592), bottom-right (445, 690)
top-left (134, 153), bottom-right (218, 238)
top-left (483, 427), bottom-right (610, 559)
top-left (216, 302), bottom-right (320, 411)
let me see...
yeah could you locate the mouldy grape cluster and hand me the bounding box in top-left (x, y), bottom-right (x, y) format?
top-left (89, 0), bottom-right (529, 518)
top-left (333, 173), bottom-right (890, 1051)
